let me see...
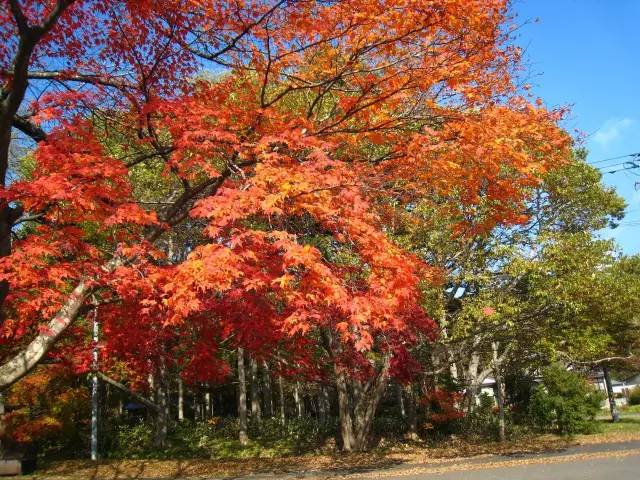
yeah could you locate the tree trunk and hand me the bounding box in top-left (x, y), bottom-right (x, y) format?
top-left (322, 386), bottom-right (331, 422)
top-left (0, 203), bottom-right (22, 317)
top-left (0, 280), bottom-right (90, 388)
top-left (278, 374), bottom-right (286, 424)
top-left (194, 391), bottom-right (201, 421)
top-left (0, 8), bottom-right (59, 316)
top-left (250, 357), bottom-right (262, 424)
top-left (91, 311), bottom-right (99, 460)
top-left (602, 365), bottom-right (620, 423)
top-left (463, 351), bottom-right (481, 413)
top-left (0, 257), bottom-right (121, 389)
top-left (441, 322), bottom-right (458, 382)
top-left (294, 382), bottom-right (304, 418)
top-left (237, 348), bottom-right (249, 445)
top-left (318, 386), bottom-right (328, 425)
top-left (352, 357), bottom-right (391, 450)
top-left (177, 378), bottom-right (184, 421)
top-left (396, 383), bottom-right (406, 418)
top-left (262, 361), bottom-right (273, 418)
top-left (449, 359), bottom-right (459, 382)
top-left (333, 356), bottom-right (391, 452)
top-left (492, 342), bottom-right (506, 442)
top-left (404, 384), bottom-right (418, 440)
top-left (335, 368), bottom-right (354, 451)
top-left (153, 366), bottom-right (169, 448)
top-left (0, 392), bottom-right (4, 455)
top-left (204, 391), bottom-right (211, 419)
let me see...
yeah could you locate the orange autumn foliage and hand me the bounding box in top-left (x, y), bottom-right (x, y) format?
top-left (0, 1), bottom-right (570, 390)
top-left (2, 365), bottom-right (88, 445)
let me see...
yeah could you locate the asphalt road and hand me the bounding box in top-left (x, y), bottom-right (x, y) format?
top-left (343, 444), bottom-right (640, 480)
top-left (236, 440), bottom-right (640, 480)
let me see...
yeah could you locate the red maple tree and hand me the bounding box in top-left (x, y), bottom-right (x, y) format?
top-left (0, 0), bottom-right (570, 451)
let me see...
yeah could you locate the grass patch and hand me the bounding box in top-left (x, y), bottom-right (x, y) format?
top-left (621, 404), bottom-right (640, 414)
top-left (12, 418), bottom-right (640, 479)
top-left (592, 417), bottom-right (640, 434)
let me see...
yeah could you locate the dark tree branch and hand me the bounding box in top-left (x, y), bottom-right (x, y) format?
top-left (97, 372), bottom-right (159, 411)
top-left (13, 115), bottom-right (46, 142)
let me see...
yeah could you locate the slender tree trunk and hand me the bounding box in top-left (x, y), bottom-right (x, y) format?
top-left (464, 351), bottom-right (481, 413)
top-left (0, 392), bottom-right (6, 455)
top-left (278, 374), bottom-right (286, 424)
top-left (335, 368), bottom-right (354, 451)
top-left (449, 359), bottom-right (459, 382)
top-left (318, 386), bottom-right (328, 425)
top-left (602, 365), bottom-right (620, 423)
top-left (294, 381), bottom-right (304, 418)
top-left (250, 357), bottom-right (262, 424)
top-left (441, 322), bottom-right (458, 382)
top-left (91, 311), bottom-right (99, 460)
top-left (153, 366), bottom-right (169, 448)
top-left (322, 386), bottom-right (331, 421)
top-left (177, 378), bottom-right (184, 421)
top-left (404, 384), bottom-right (418, 440)
top-left (262, 361), bottom-right (273, 418)
top-left (310, 395), bottom-right (318, 421)
top-left (396, 383), bottom-right (406, 418)
top-left (237, 348), bottom-right (249, 445)
top-left (205, 390), bottom-right (212, 419)
top-left (194, 391), bottom-right (201, 421)
top-left (492, 342), bottom-right (506, 442)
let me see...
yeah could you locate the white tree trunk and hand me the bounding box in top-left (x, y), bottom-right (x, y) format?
top-left (278, 375), bottom-right (286, 424)
top-left (262, 361), bottom-right (273, 418)
top-left (177, 378), bottom-right (184, 421)
top-left (237, 348), bottom-right (249, 445)
top-left (492, 342), bottom-right (506, 442)
top-left (250, 357), bottom-right (262, 424)
top-left (294, 382), bottom-right (304, 417)
top-left (0, 279), bottom-right (89, 388)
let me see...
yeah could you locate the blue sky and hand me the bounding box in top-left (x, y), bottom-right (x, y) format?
top-left (513, 0), bottom-right (640, 254)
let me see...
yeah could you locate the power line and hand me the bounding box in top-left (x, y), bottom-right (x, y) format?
top-left (592, 158), bottom-right (640, 175)
top-left (601, 165), bottom-right (640, 175)
top-left (588, 152), bottom-right (640, 166)
top-left (594, 159), bottom-right (640, 170)
top-left (595, 161), bottom-right (638, 173)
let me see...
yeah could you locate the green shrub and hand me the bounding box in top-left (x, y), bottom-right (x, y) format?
top-left (629, 386), bottom-right (640, 406)
top-left (102, 416), bottom-right (335, 459)
top-left (462, 392), bottom-right (497, 438)
top-left (108, 423), bottom-right (154, 458)
top-left (528, 365), bottom-right (604, 435)
top-left (623, 404), bottom-right (640, 414)
top-left (373, 413), bottom-right (407, 438)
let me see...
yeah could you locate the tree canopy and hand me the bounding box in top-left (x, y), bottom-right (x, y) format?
top-left (0, 0), bottom-right (634, 454)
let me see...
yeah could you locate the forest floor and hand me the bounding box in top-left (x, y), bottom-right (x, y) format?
top-left (14, 418), bottom-right (640, 480)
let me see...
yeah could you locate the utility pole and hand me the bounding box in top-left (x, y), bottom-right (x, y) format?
top-left (91, 307), bottom-right (99, 460)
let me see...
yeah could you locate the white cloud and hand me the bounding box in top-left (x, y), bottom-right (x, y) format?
top-left (593, 117), bottom-right (634, 148)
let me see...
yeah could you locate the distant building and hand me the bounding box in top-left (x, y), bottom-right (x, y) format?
top-left (590, 369), bottom-right (640, 406)
top-left (620, 373), bottom-right (640, 396)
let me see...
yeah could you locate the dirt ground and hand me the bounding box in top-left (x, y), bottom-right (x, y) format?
top-left (19, 428), bottom-right (640, 480)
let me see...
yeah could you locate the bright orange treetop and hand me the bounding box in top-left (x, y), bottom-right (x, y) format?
top-left (0, 0), bottom-right (570, 388)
